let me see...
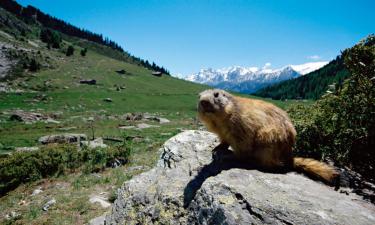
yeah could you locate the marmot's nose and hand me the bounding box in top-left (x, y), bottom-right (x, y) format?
top-left (199, 100), bottom-right (214, 112)
top-left (200, 100), bottom-right (211, 108)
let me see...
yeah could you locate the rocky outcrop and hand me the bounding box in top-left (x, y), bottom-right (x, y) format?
top-left (106, 130), bottom-right (375, 225)
top-left (38, 133), bottom-right (87, 145)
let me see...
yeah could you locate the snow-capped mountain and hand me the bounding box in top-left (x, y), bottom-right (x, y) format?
top-left (185, 61), bottom-right (328, 93)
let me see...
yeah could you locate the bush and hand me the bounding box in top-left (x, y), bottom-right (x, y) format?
top-left (29, 58), bottom-right (40, 72)
top-left (288, 35), bottom-right (375, 180)
top-left (66, 45), bottom-right (74, 56)
top-left (80, 48), bottom-right (87, 56)
top-left (40, 28), bottom-right (61, 48)
top-left (0, 144), bottom-right (131, 196)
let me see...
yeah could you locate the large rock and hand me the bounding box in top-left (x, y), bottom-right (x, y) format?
top-left (38, 133), bottom-right (87, 144)
top-left (9, 110), bottom-right (45, 123)
top-left (81, 137), bottom-right (107, 149)
top-left (106, 130), bottom-right (375, 225)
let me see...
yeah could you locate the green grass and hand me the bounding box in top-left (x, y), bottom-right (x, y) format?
top-left (0, 32), bottom-right (313, 224)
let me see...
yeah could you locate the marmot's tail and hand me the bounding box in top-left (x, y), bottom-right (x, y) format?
top-left (293, 157), bottom-right (339, 185)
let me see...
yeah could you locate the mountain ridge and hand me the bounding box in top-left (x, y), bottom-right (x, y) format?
top-left (254, 55), bottom-right (350, 99)
top-left (185, 61), bottom-right (328, 93)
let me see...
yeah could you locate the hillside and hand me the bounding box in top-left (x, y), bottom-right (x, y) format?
top-left (0, 3), bottom-right (211, 223)
top-left (0, 2), bottom-right (332, 225)
top-left (254, 55), bottom-right (350, 100)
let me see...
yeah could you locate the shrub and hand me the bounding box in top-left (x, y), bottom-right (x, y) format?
top-left (66, 45), bottom-right (74, 56)
top-left (288, 35), bottom-right (375, 180)
top-left (40, 28), bottom-right (61, 48)
top-left (80, 48), bottom-right (87, 56)
top-left (29, 58), bottom-right (40, 72)
top-left (0, 144), bottom-right (131, 196)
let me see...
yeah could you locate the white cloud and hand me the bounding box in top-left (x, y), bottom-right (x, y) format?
top-left (262, 62), bottom-right (271, 70)
top-left (307, 55), bottom-right (321, 60)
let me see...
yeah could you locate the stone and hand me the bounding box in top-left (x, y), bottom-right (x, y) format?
top-left (42, 198), bottom-right (56, 211)
top-left (5, 211), bottom-right (21, 220)
top-left (118, 125), bottom-right (135, 130)
top-left (153, 117), bottom-right (170, 124)
top-left (38, 133), bottom-right (87, 145)
top-left (106, 130), bottom-right (375, 225)
top-left (81, 138), bottom-right (108, 149)
top-left (31, 187), bottom-right (43, 196)
top-left (89, 195), bottom-right (111, 208)
top-left (44, 118), bottom-right (61, 124)
top-left (103, 98), bottom-right (113, 102)
top-left (136, 123), bottom-right (159, 129)
top-left (9, 110), bottom-right (44, 123)
top-left (89, 215), bottom-right (106, 225)
top-left (122, 112), bottom-right (143, 121)
top-left (15, 146), bottom-right (39, 152)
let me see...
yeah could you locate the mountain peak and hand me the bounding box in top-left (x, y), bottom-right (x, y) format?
top-left (184, 62), bottom-right (328, 93)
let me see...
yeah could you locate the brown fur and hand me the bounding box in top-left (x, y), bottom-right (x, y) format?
top-left (198, 89), bottom-right (338, 184)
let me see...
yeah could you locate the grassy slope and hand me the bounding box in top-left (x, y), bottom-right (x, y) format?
top-left (0, 27), bottom-right (310, 225)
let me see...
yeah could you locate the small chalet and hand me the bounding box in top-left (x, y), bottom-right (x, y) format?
top-left (152, 71), bottom-right (162, 77)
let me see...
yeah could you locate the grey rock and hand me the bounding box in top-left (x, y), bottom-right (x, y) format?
top-left (31, 187), bottom-right (43, 196)
top-left (106, 130), bottom-right (375, 225)
top-left (42, 198), bottom-right (56, 211)
top-left (15, 146), bottom-right (39, 152)
top-left (153, 117), bottom-right (170, 124)
top-left (81, 137), bottom-right (107, 149)
top-left (44, 118), bottom-right (61, 124)
top-left (103, 98), bottom-right (113, 102)
top-left (89, 195), bottom-right (111, 208)
top-left (136, 123), bottom-right (159, 129)
top-left (89, 215), bottom-right (106, 225)
top-left (9, 110), bottom-right (44, 123)
top-left (122, 112), bottom-right (144, 121)
top-left (5, 211), bottom-right (21, 220)
top-left (118, 125), bottom-right (136, 130)
top-left (38, 133), bottom-right (87, 144)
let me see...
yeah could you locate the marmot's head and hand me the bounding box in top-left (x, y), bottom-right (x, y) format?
top-left (198, 89), bottom-right (233, 115)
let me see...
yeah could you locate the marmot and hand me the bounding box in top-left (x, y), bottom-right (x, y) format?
top-left (198, 89), bottom-right (339, 184)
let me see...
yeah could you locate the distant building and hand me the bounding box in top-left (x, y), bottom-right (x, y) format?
top-left (152, 71), bottom-right (162, 77)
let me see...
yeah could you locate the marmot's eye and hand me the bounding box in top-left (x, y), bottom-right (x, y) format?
top-left (214, 92), bottom-right (219, 98)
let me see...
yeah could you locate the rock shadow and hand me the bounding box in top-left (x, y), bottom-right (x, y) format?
top-left (183, 147), bottom-right (289, 208)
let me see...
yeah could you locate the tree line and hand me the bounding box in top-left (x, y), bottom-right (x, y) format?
top-left (254, 56), bottom-right (350, 100)
top-left (0, 0), bottom-right (170, 74)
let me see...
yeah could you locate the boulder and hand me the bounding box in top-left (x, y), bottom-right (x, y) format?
top-left (10, 110), bottom-right (44, 123)
top-left (122, 112), bottom-right (144, 121)
top-left (31, 187), bottom-right (43, 196)
top-left (106, 130), bottom-right (375, 225)
top-left (153, 117), bottom-right (170, 124)
top-left (81, 137), bottom-right (107, 149)
top-left (89, 195), bottom-right (111, 208)
top-left (38, 133), bottom-right (87, 145)
top-left (15, 146), bottom-right (39, 152)
top-left (89, 215), bottom-right (106, 225)
top-left (42, 198), bottom-right (56, 211)
top-left (136, 123), bottom-right (159, 129)
top-left (103, 98), bottom-right (113, 102)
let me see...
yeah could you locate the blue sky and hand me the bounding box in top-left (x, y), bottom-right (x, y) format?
top-left (17, 0), bottom-right (375, 76)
